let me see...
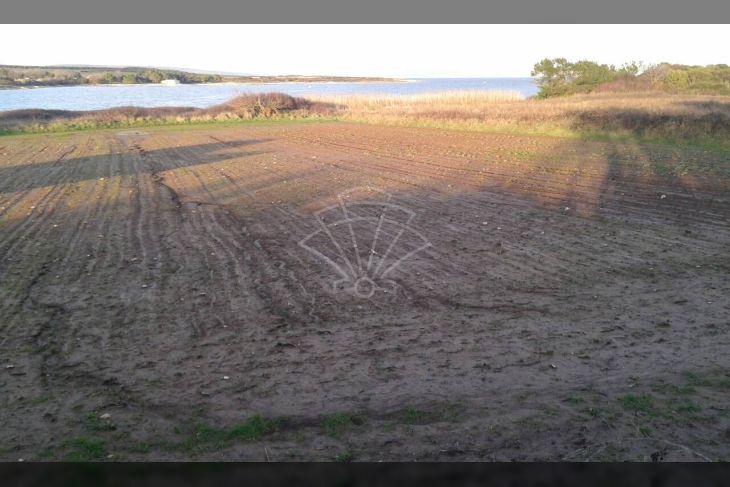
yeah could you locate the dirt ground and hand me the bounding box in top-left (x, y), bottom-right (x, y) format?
top-left (0, 121), bottom-right (728, 461)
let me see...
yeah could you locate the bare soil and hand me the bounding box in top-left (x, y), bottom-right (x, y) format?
top-left (0, 121), bottom-right (728, 461)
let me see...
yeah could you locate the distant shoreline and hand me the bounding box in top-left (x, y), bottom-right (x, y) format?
top-left (0, 78), bottom-right (412, 91)
top-left (0, 79), bottom-right (540, 112)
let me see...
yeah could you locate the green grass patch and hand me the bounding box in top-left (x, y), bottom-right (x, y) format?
top-left (671, 398), bottom-right (702, 416)
top-left (347, 117), bottom-right (730, 154)
top-left (84, 414), bottom-right (116, 432)
top-left (125, 442), bottom-right (152, 454)
top-left (651, 383), bottom-right (698, 396)
top-left (21, 395), bottom-right (52, 407)
top-left (619, 394), bottom-right (658, 418)
top-left (508, 149), bottom-right (537, 160)
top-left (228, 415), bottom-right (274, 441)
top-left (321, 413), bottom-right (363, 437)
top-left (0, 116), bottom-right (335, 138)
top-left (177, 415), bottom-right (277, 454)
top-left (402, 407), bottom-right (429, 425)
top-left (61, 438), bottom-right (107, 462)
top-left (35, 448), bottom-right (55, 460)
top-left (565, 396), bottom-right (585, 405)
top-left (684, 370), bottom-right (730, 390)
top-left (398, 402), bottom-right (464, 426)
top-left (620, 388), bottom-right (705, 423)
top-left (334, 450), bottom-right (354, 462)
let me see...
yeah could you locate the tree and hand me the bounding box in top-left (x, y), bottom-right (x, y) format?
top-left (122, 73), bottom-right (139, 84)
top-left (102, 72), bottom-right (118, 84)
top-left (143, 70), bottom-right (164, 83)
top-left (531, 58), bottom-right (574, 98)
top-left (663, 70), bottom-right (690, 91)
top-left (531, 58), bottom-right (643, 98)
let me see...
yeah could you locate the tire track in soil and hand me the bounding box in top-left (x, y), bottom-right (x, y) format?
top-left (280, 129), bottom-right (729, 293)
top-left (0, 138), bottom-right (100, 387)
top-left (149, 134), bottom-right (319, 331)
top-left (0, 141), bottom-right (87, 337)
top-left (142, 136), bottom-right (241, 338)
top-left (1, 123), bottom-right (728, 461)
top-left (0, 143), bottom-right (81, 252)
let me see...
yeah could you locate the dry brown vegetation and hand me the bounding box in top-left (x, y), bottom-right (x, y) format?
top-left (0, 93), bottom-right (335, 134)
top-left (3, 91), bottom-right (730, 149)
top-left (316, 91), bottom-right (730, 148)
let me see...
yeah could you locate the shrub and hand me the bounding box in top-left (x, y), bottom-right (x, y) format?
top-left (532, 58), bottom-right (643, 98)
top-left (122, 74), bottom-right (139, 85)
top-left (0, 93), bottom-right (335, 133)
top-left (664, 70), bottom-right (691, 91)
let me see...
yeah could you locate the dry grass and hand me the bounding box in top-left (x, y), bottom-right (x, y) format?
top-left (3, 90), bottom-right (730, 149)
top-left (317, 91), bottom-right (730, 148)
top-left (310, 91), bottom-right (525, 130)
top-left (311, 90), bottom-right (523, 110)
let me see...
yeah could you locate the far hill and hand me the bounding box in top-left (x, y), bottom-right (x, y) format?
top-left (0, 65), bottom-right (397, 88)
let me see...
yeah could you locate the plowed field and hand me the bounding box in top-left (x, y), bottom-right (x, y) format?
top-left (1, 121), bottom-right (728, 461)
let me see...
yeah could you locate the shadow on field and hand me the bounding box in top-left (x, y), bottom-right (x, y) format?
top-left (1, 125), bottom-right (729, 461)
top-left (0, 138), bottom-right (272, 194)
top-left (566, 100), bottom-right (730, 140)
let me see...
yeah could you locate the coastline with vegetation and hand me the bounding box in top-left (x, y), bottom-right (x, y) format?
top-left (2, 53), bottom-right (730, 463)
top-left (2, 60), bottom-right (729, 151)
top-left (0, 65), bottom-right (399, 89)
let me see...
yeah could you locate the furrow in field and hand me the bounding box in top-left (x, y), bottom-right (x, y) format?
top-left (0, 142), bottom-right (83, 259)
top-left (277, 128), bottom-right (729, 286)
top-left (289, 131), bottom-right (730, 229)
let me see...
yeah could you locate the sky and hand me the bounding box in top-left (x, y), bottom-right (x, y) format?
top-left (1, 25), bottom-right (728, 78)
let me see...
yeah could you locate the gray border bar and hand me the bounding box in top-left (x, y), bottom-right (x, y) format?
top-left (2, 0), bottom-right (730, 23)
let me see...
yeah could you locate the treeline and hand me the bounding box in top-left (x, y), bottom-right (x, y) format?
top-left (0, 65), bottom-right (396, 88)
top-left (532, 59), bottom-right (730, 98)
top-left (91, 70), bottom-right (224, 85)
top-left (0, 66), bottom-right (222, 87)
